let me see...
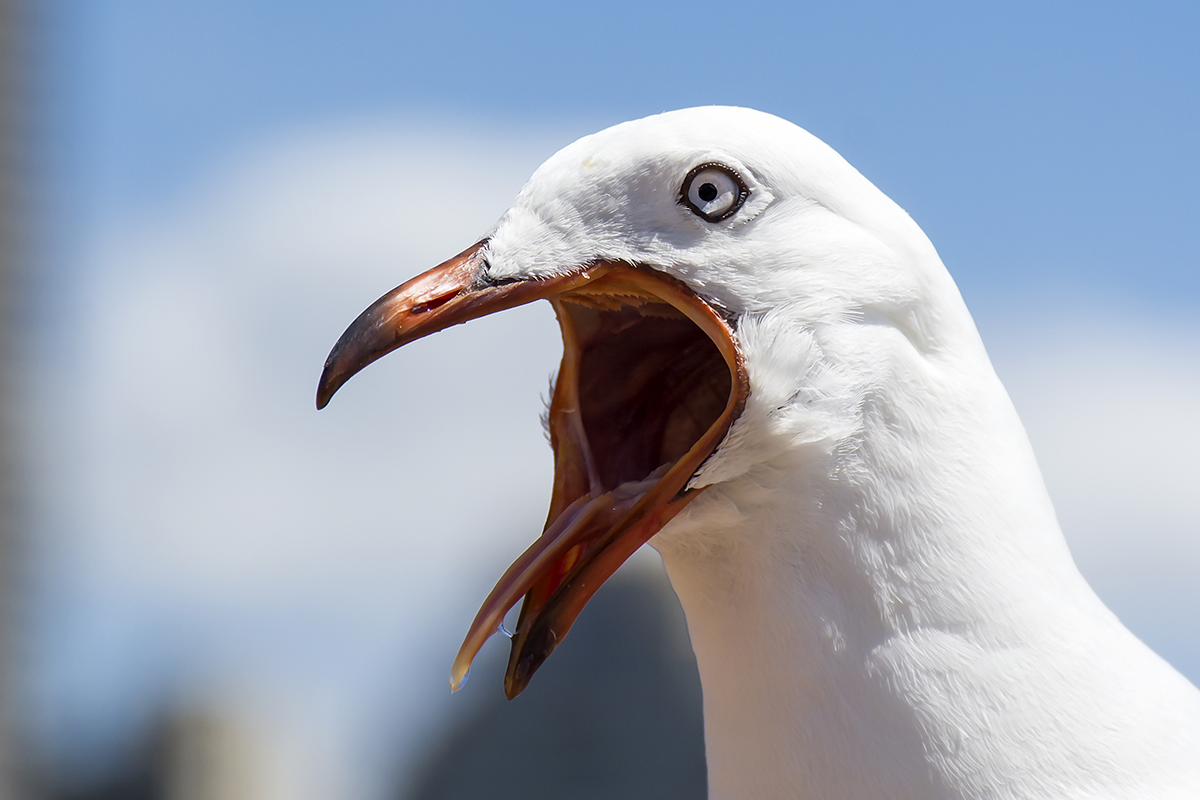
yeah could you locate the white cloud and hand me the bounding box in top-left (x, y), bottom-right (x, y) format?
top-left (989, 317), bottom-right (1200, 672)
top-left (24, 118), bottom-right (1200, 798)
top-left (26, 119), bottom-right (578, 795)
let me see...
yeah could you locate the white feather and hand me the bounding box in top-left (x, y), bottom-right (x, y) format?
top-left (485, 106), bottom-right (1200, 800)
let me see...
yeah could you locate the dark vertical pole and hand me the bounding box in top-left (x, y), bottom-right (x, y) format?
top-left (0, 0), bottom-right (23, 796)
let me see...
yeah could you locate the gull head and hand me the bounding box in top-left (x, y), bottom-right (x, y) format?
top-left (316, 106), bottom-right (982, 697)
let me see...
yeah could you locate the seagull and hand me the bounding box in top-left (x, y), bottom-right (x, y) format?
top-left (317, 107), bottom-right (1200, 799)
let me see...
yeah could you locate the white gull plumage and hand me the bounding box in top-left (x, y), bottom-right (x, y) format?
top-left (323, 106), bottom-right (1200, 799)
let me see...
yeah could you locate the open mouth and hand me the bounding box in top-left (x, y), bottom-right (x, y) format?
top-left (317, 243), bottom-right (747, 697)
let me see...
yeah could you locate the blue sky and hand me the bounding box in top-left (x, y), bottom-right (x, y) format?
top-left (26, 2), bottom-right (1200, 797)
top-left (44, 0), bottom-right (1200, 312)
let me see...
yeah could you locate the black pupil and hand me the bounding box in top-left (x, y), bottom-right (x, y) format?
top-left (697, 182), bottom-right (719, 202)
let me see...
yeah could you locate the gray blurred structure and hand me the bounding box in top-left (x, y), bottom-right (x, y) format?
top-left (0, 0), bottom-right (23, 797)
top-left (404, 569), bottom-right (706, 800)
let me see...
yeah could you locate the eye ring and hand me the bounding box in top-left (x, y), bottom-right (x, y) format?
top-left (679, 162), bottom-right (750, 222)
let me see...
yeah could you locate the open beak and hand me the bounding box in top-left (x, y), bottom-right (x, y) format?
top-left (318, 240), bottom-right (747, 698)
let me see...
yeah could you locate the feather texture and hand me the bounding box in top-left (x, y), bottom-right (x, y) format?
top-left (482, 106), bottom-right (1200, 799)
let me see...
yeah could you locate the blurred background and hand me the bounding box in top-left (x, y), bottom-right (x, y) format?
top-left (0, 1), bottom-right (1197, 798)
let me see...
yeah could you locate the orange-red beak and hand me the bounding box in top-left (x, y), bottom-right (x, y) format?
top-left (318, 240), bottom-right (747, 698)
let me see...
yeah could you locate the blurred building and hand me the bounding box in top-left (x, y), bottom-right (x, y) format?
top-left (404, 571), bottom-right (706, 800)
top-left (0, 0), bottom-right (23, 796)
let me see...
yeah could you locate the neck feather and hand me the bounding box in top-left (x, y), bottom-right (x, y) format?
top-left (653, 339), bottom-right (1200, 799)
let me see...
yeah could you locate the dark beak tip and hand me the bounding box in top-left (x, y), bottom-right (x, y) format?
top-left (315, 360), bottom-right (345, 411)
top-left (503, 654), bottom-right (530, 700)
top-left (503, 671), bottom-right (528, 701)
top-left (503, 624), bottom-right (558, 700)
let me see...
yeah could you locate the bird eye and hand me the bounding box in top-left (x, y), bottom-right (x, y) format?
top-left (679, 163), bottom-right (749, 222)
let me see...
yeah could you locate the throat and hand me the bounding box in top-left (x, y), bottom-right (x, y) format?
top-left (656, 512), bottom-right (954, 800)
top-left (643, 321), bottom-right (1200, 799)
top-left (651, 455), bottom-right (1180, 800)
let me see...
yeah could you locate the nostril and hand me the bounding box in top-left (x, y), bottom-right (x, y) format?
top-left (411, 293), bottom-right (456, 314)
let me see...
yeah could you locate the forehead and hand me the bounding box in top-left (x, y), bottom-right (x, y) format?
top-left (526, 107), bottom-right (831, 203)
